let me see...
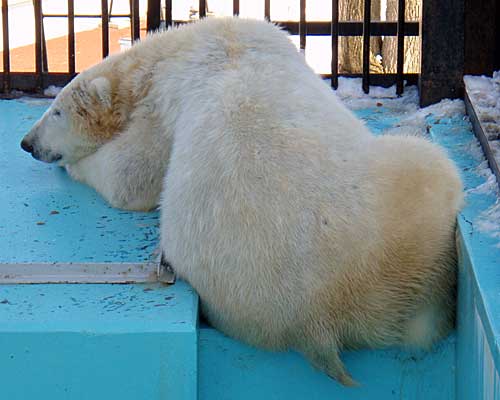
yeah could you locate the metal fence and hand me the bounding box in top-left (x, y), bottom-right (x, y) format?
top-left (0, 0), bottom-right (465, 105)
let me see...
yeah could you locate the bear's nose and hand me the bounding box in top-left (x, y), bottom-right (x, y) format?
top-left (20, 139), bottom-right (33, 153)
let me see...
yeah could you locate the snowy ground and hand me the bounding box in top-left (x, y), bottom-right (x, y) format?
top-left (334, 77), bottom-right (500, 245)
top-left (464, 72), bottom-right (500, 162)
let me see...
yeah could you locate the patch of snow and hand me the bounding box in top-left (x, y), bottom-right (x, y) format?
top-left (338, 77), bottom-right (500, 246)
top-left (19, 97), bottom-right (53, 106)
top-left (475, 200), bottom-right (500, 246)
top-left (43, 86), bottom-right (63, 97)
top-left (468, 170), bottom-right (498, 195)
top-left (464, 140), bottom-right (488, 163)
top-left (337, 78), bottom-right (465, 137)
top-left (385, 98), bottom-right (466, 137)
top-left (334, 77), bottom-right (419, 111)
top-left (464, 71), bottom-right (500, 166)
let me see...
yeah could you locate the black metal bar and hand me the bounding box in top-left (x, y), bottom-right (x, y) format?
top-left (68, 0), bottom-right (75, 75)
top-left (147, 0), bottom-right (162, 31)
top-left (2, 0), bottom-right (10, 93)
top-left (277, 21), bottom-right (419, 36)
top-left (0, 72), bottom-right (75, 96)
top-left (331, 0), bottom-right (339, 89)
top-left (419, 0), bottom-right (464, 106)
top-left (41, 16), bottom-right (48, 73)
top-left (101, 0), bottom-right (109, 58)
top-left (33, 0), bottom-right (43, 92)
top-left (0, 72), bottom-right (419, 98)
top-left (464, 0), bottom-right (497, 75)
top-left (233, 0), bottom-right (239, 16)
top-left (321, 72), bottom-right (418, 87)
top-left (396, 0), bottom-right (405, 95)
top-left (129, 20), bottom-right (419, 36)
top-left (43, 13), bottom-right (132, 18)
top-left (299, 0), bottom-right (306, 50)
top-left (165, 0), bottom-right (173, 28)
top-left (59, 19), bottom-right (417, 36)
top-left (362, 0), bottom-right (371, 93)
top-left (264, 0), bottom-right (270, 21)
top-left (199, 0), bottom-right (206, 18)
top-left (131, 0), bottom-right (140, 41)
top-left (495, 0), bottom-right (500, 70)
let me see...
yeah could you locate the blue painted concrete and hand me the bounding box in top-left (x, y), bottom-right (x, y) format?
top-left (0, 99), bottom-right (198, 400)
top-left (0, 281), bottom-right (197, 333)
top-left (0, 282), bottom-right (199, 400)
top-left (199, 327), bottom-right (456, 400)
top-left (427, 115), bottom-right (500, 400)
top-left (2, 97), bottom-right (500, 399)
top-left (0, 99), bottom-right (159, 264)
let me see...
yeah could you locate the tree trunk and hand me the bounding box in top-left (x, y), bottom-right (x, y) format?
top-left (339, 0), bottom-right (383, 73)
top-left (381, 0), bottom-right (421, 73)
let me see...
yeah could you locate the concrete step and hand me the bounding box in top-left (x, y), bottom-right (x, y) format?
top-left (0, 282), bottom-right (198, 400)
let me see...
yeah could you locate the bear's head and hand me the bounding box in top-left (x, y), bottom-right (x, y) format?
top-left (20, 75), bottom-right (120, 165)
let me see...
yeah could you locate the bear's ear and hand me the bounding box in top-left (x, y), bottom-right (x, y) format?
top-left (89, 77), bottom-right (112, 109)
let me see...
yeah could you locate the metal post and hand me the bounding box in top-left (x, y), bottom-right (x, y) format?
top-left (101, 0), bottom-right (109, 58)
top-left (362, 0), bottom-right (371, 94)
top-left (68, 0), bottom-right (75, 75)
top-left (33, 0), bottom-right (43, 92)
top-left (147, 0), bottom-right (162, 31)
top-left (331, 0), bottom-right (339, 89)
top-left (419, 0), bottom-right (464, 106)
top-left (396, 0), bottom-right (405, 95)
top-left (2, 0), bottom-right (10, 93)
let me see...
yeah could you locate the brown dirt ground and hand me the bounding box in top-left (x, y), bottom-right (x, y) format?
top-left (0, 23), bottom-right (147, 73)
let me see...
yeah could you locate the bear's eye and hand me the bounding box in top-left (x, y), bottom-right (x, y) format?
top-left (53, 109), bottom-right (61, 117)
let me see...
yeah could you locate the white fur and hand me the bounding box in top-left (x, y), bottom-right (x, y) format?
top-left (22, 18), bottom-right (464, 384)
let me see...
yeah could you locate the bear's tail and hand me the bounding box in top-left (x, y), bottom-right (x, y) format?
top-left (300, 342), bottom-right (358, 386)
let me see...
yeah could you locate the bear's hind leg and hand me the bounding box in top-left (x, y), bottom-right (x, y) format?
top-left (403, 298), bottom-right (455, 349)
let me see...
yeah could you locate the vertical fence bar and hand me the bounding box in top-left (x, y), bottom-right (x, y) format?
top-left (68, 0), bottom-right (75, 76)
top-left (33, 0), bottom-right (43, 92)
top-left (331, 0), bottom-right (339, 89)
top-left (233, 0), bottom-right (239, 16)
top-left (396, 0), bottom-right (405, 95)
top-left (101, 0), bottom-right (109, 58)
top-left (131, 0), bottom-right (140, 41)
top-left (464, 0), bottom-right (496, 75)
top-left (41, 18), bottom-right (48, 73)
top-left (264, 0), bottom-right (270, 21)
top-left (419, 0), bottom-right (464, 106)
top-left (147, 0), bottom-right (162, 31)
top-left (2, 0), bottom-right (10, 93)
top-left (299, 0), bottom-right (306, 51)
top-left (362, 0), bottom-right (371, 93)
top-left (199, 0), bottom-right (206, 18)
top-left (165, 0), bottom-right (172, 28)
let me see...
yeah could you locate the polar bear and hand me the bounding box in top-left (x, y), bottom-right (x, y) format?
top-left (21, 18), bottom-right (463, 385)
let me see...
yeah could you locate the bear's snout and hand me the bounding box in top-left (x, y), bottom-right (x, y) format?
top-left (20, 138), bottom-right (33, 153)
top-left (20, 134), bottom-right (62, 163)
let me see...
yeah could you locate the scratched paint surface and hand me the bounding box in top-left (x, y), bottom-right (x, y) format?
top-left (0, 281), bottom-right (197, 333)
top-left (0, 99), bottom-right (159, 264)
top-left (199, 328), bottom-right (455, 400)
top-left (0, 283), bottom-right (198, 400)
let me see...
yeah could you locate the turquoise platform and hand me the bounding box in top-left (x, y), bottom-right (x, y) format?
top-left (0, 96), bottom-right (498, 399)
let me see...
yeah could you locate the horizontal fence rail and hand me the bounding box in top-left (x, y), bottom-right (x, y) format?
top-left (0, 0), bottom-right (420, 97)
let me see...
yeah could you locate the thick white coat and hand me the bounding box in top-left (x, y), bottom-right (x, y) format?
top-left (21, 18), bottom-right (463, 384)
